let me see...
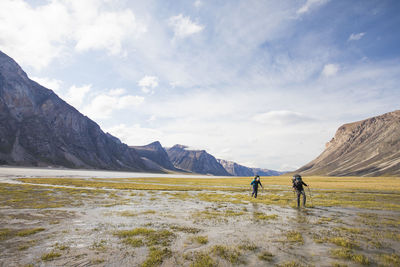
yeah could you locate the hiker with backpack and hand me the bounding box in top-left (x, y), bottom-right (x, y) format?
top-left (250, 175), bottom-right (263, 198)
top-left (292, 174), bottom-right (308, 208)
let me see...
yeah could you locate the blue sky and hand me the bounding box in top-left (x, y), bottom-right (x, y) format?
top-left (0, 0), bottom-right (399, 171)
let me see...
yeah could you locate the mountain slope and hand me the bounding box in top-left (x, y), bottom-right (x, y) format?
top-left (131, 141), bottom-right (176, 171)
top-left (217, 159), bottom-right (285, 176)
top-left (296, 110), bottom-right (400, 176)
top-left (0, 50), bottom-right (153, 172)
top-left (166, 145), bottom-right (230, 176)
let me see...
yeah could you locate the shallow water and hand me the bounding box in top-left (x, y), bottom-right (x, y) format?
top-left (0, 166), bottom-right (223, 180)
top-left (1, 175), bottom-right (400, 266)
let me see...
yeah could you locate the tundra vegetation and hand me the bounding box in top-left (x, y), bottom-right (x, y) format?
top-left (0, 176), bottom-right (399, 266)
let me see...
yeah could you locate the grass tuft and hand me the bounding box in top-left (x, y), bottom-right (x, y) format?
top-left (211, 245), bottom-right (243, 264)
top-left (286, 231), bottom-right (304, 244)
top-left (330, 248), bottom-right (369, 265)
top-left (41, 251), bottom-right (61, 261)
top-left (254, 212), bottom-right (278, 221)
top-left (141, 247), bottom-right (172, 267)
top-left (191, 235), bottom-right (208, 245)
top-left (188, 251), bottom-right (216, 267)
top-left (258, 251), bottom-right (274, 261)
top-left (17, 228), bottom-right (45, 237)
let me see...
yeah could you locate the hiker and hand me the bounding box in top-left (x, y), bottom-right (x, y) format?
top-left (250, 175), bottom-right (263, 198)
top-left (292, 174), bottom-right (308, 207)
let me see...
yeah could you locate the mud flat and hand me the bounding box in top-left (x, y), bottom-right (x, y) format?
top-left (1, 175), bottom-right (400, 266)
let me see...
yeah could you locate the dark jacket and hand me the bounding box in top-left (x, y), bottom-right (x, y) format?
top-left (251, 179), bottom-right (262, 189)
top-left (293, 179), bottom-right (307, 191)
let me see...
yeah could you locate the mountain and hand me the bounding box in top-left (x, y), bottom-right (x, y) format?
top-left (217, 159), bottom-right (254, 176)
top-left (217, 159), bottom-right (285, 176)
top-left (296, 110), bottom-right (400, 176)
top-left (0, 50), bottom-right (155, 172)
top-left (131, 141), bottom-right (177, 172)
top-left (166, 145), bottom-right (231, 176)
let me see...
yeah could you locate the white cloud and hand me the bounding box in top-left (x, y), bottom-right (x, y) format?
top-left (138, 75), bottom-right (159, 94)
top-left (348, 32), bottom-right (365, 41)
top-left (106, 124), bottom-right (163, 146)
top-left (83, 89), bottom-right (144, 119)
top-left (74, 9), bottom-right (145, 55)
top-left (252, 110), bottom-right (315, 125)
top-left (322, 63), bottom-right (339, 77)
top-left (297, 0), bottom-right (329, 15)
top-left (168, 14), bottom-right (204, 38)
top-left (30, 76), bottom-right (63, 93)
top-left (65, 84), bottom-right (92, 109)
top-left (0, 0), bottom-right (146, 70)
top-left (118, 95), bottom-right (145, 108)
top-left (194, 0), bottom-right (203, 8)
top-left (108, 88), bottom-right (127, 96)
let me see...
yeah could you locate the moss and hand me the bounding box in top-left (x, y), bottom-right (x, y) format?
top-left (141, 247), bottom-right (172, 267)
top-left (211, 245), bottom-right (243, 264)
top-left (91, 258), bottom-right (105, 264)
top-left (238, 241), bottom-right (258, 251)
top-left (276, 261), bottom-right (306, 267)
top-left (331, 263), bottom-right (348, 267)
top-left (124, 237), bottom-right (144, 247)
top-left (17, 228), bottom-right (45, 237)
top-left (91, 240), bottom-right (107, 251)
top-left (54, 243), bottom-right (69, 250)
top-left (330, 248), bottom-right (370, 265)
top-left (116, 227), bottom-right (155, 238)
top-left (286, 231), bottom-right (304, 244)
top-left (115, 227), bottom-right (175, 247)
top-left (258, 251), bottom-right (273, 261)
top-left (191, 235), bottom-right (208, 245)
top-left (118, 211), bottom-right (137, 217)
top-left (253, 212), bottom-right (278, 221)
top-left (379, 253), bottom-right (400, 266)
top-left (19, 240), bottom-right (37, 250)
top-left (170, 225), bottom-right (201, 234)
top-left (189, 251), bottom-right (216, 267)
top-left (41, 251), bottom-right (61, 261)
top-left (329, 237), bottom-right (358, 249)
top-left (0, 228), bottom-right (11, 240)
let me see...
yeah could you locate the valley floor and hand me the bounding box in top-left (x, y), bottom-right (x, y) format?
top-left (0, 173), bottom-right (400, 267)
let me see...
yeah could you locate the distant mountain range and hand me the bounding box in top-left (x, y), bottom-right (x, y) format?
top-left (0, 50), bottom-right (281, 176)
top-left (217, 159), bottom-right (285, 176)
top-left (166, 144), bottom-right (230, 176)
top-left (296, 110), bottom-right (400, 176)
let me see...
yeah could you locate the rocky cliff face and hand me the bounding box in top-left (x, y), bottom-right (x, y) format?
top-left (131, 141), bottom-right (176, 172)
top-left (217, 159), bottom-right (285, 176)
top-left (0, 50), bottom-right (154, 172)
top-left (166, 145), bottom-right (230, 176)
top-left (296, 110), bottom-right (400, 176)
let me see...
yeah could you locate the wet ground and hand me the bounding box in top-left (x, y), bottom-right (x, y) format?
top-left (0, 173), bottom-right (400, 266)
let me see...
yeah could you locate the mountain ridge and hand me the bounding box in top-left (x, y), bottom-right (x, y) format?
top-left (296, 110), bottom-right (400, 176)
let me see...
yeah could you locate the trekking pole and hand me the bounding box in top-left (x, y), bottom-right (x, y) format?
top-left (307, 187), bottom-right (313, 207)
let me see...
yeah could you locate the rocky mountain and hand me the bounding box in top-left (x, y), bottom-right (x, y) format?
top-left (217, 159), bottom-right (285, 176)
top-left (131, 141), bottom-right (177, 172)
top-left (296, 110), bottom-right (400, 176)
top-left (217, 159), bottom-right (254, 176)
top-left (0, 50), bottom-right (155, 172)
top-left (166, 145), bottom-right (230, 176)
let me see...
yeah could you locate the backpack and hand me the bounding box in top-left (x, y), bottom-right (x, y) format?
top-left (293, 176), bottom-right (302, 187)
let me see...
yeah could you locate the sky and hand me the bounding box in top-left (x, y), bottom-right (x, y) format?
top-left (0, 0), bottom-right (399, 171)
